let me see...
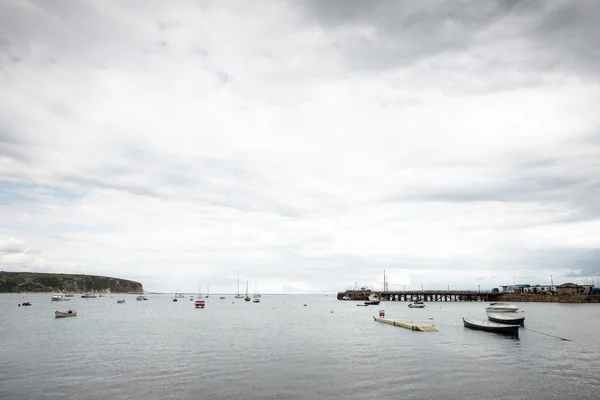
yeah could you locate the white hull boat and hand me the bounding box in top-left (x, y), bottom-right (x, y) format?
top-left (55, 309), bottom-right (78, 318)
top-left (485, 302), bottom-right (519, 312)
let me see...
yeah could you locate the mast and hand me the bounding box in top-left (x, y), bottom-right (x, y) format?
top-left (237, 276), bottom-right (240, 296)
top-left (245, 280), bottom-right (249, 296)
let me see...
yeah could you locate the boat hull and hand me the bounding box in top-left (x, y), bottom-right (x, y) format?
top-left (487, 313), bottom-right (525, 325)
top-left (463, 318), bottom-right (519, 336)
top-left (364, 300), bottom-right (380, 305)
top-left (55, 310), bottom-right (77, 318)
top-left (408, 303), bottom-right (425, 308)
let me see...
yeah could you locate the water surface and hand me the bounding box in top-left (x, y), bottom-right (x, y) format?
top-left (1, 294), bottom-right (599, 399)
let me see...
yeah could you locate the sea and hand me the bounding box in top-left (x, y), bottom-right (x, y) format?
top-left (1, 293), bottom-right (599, 400)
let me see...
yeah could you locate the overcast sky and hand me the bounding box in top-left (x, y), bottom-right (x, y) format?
top-left (1, 0), bottom-right (599, 293)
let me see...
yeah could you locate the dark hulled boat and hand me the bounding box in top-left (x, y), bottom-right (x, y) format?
top-left (462, 317), bottom-right (520, 337)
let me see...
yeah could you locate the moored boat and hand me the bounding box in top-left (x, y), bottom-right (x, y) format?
top-left (487, 313), bottom-right (525, 325)
top-left (55, 309), bottom-right (78, 318)
top-left (195, 299), bottom-right (205, 308)
top-left (463, 317), bottom-right (519, 336)
top-left (485, 302), bottom-right (519, 312)
top-left (81, 293), bottom-right (97, 298)
top-left (64, 294), bottom-right (75, 297)
top-left (364, 300), bottom-right (380, 305)
top-left (408, 303), bottom-right (425, 308)
top-left (51, 294), bottom-right (64, 301)
top-left (21, 302), bottom-right (32, 306)
top-left (117, 299), bottom-right (125, 304)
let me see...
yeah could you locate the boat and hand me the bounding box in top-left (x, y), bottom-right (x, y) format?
top-left (364, 300), bottom-right (380, 305)
top-left (234, 276), bottom-right (244, 298)
top-left (194, 284), bottom-right (205, 308)
top-left (220, 296), bottom-right (226, 299)
top-left (252, 282), bottom-right (260, 303)
top-left (462, 317), bottom-right (520, 336)
top-left (136, 295), bottom-right (146, 301)
top-left (408, 303), bottom-right (425, 308)
top-left (55, 309), bottom-right (78, 318)
top-left (117, 299), bottom-right (125, 304)
top-left (81, 293), bottom-right (97, 298)
top-left (51, 294), bottom-right (64, 301)
top-left (21, 302), bottom-right (32, 306)
top-left (205, 284), bottom-right (210, 298)
top-left (485, 302), bottom-right (519, 312)
top-left (64, 294), bottom-right (75, 298)
top-left (98, 294), bottom-right (106, 297)
top-left (244, 280), bottom-right (251, 302)
top-left (487, 313), bottom-right (525, 325)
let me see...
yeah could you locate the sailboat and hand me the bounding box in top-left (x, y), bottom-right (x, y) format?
top-left (195, 283), bottom-right (205, 308)
top-left (253, 282), bottom-right (260, 303)
top-left (244, 280), bottom-right (251, 302)
top-left (234, 276), bottom-right (244, 299)
top-left (205, 284), bottom-right (209, 298)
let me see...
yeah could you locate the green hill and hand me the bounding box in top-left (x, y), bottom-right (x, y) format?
top-left (0, 271), bottom-right (144, 293)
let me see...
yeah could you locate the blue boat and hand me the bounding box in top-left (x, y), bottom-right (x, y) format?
top-left (463, 317), bottom-right (520, 337)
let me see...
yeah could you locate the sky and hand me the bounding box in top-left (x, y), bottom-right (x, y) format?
top-left (1, 0), bottom-right (599, 294)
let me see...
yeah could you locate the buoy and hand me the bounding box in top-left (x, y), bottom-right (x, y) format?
top-left (379, 310), bottom-right (385, 317)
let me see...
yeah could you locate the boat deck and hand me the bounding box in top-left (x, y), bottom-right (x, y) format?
top-left (374, 317), bottom-right (438, 332)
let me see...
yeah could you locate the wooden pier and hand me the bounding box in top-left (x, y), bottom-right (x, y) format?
top-left (338, 289), bottom-right (499, 302)
top-left (374, 317), bottom-right (438, 332)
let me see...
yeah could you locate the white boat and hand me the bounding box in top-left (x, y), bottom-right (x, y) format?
top-left (55, 309), bottom-right (77, 318)
top-left (485, 302), bottom-right (519, 312)
top-left (64, 294), bottom-right (75, 298)
top-left (81, 293), bottom-right (97, 298)
top-left (51, 294), bottom-right (64, 301)
top-left (408, 303), bottom-right (425, 308)
top-left (117, 299), bottom-right (125, 304)
top-left (234, 276), bottom-right (244, 298)
top-left (252, 282), bottom-right (260, 303)
top-left (487, 313), bottom-right (525, 325)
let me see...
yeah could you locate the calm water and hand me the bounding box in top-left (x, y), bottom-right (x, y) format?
top-left (1, 294), bottom-right (599, 399)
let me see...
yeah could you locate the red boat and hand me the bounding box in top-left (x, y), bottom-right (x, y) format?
top-left (194, 299), bottom-right (205, 308)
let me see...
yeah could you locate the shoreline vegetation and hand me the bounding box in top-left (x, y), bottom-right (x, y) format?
top-left (0, 271), bottom-right (144, 294)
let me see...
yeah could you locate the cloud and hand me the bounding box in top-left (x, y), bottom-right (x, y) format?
top-left (0, 0), bottom-right (599, 292)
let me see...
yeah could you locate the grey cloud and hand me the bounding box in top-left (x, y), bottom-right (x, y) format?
top-left (298, 0), bottom-right (599, 86)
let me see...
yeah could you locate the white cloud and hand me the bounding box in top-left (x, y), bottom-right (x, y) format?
top-left (1, 0), bottom-right (599, 292)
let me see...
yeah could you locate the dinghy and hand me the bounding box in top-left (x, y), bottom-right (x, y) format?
top-left (462, 317), bottom-right (519, 337)
top-left (55, 309), bottom-right (78, 318)
top-left (485, 302), bottom-right (519, 312)
top-left (487, 313), bottom-right (525, 325)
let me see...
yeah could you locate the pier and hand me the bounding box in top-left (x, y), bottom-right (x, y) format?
top-left (338, 289), bottom-right (499, 302)
top-left (374, 317), bottom-right (438, 332)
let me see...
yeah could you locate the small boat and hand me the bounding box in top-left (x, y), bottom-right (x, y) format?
top-left (364, 300), bottom-right (380, 305)
top-left (81, 293), bottom-right (97, 298)
top-left (462, 317), bottom-right (519, 336)
top-left (408, 303), bottom-right (425, 308)
top-left (234, 276), bottom-right (244, 298)
top-left (244, 280), bottom-right (251, 301)
top-left (487, 313), bottom-right (525, 325)
top-left (64, 294), bottom-right (75, 297)
top-left (195, 299), bottom-right (205, 308)
top-left (356, 304), bottom-right (369, 307)
top-left (22, 302), bottom-right (32, 306)
top-left (173, 298), bottom-right (178, 302)
top-left (55, 309), bottom-right (78, 318)
top-left (117, 300), bottom-right (125, 304)
top-left (136, 295), bottom-right (144, 301)
top-left (51, 294), bottom-right (64, 301)
top-left (253, 297), bottom-right (260, 303)
top-left (485, 302), bottom-right (519, 312)
top-left (98, 294), bottom-right (106, 297)
top-left (220, 296), bottom-right (226, 299)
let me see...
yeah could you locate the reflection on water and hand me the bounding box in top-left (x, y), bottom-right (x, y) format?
top-left (1, 294), bottom-right (599, 399)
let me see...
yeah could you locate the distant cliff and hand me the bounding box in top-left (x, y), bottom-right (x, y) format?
top-left (0, 272), bottom-right (144, 293)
